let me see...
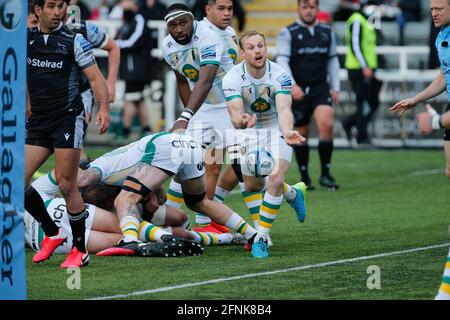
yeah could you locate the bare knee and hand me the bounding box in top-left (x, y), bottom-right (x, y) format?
top-left (446, 166), bottom-right (450, 180)
top-left (206, 163), bottom-right (222, 177)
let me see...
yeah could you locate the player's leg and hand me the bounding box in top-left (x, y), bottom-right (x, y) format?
top-left (79, 88), bottom-right (94, 168)
top-left (87, 231), bottom-right (123, 253)
top-left (115, 163), bottom-right (171, 244)
top-left (180, 176), bottom-right (268, 257)
top-left (313, 104), bottom-right (339, 190)
top-left (445, 140), bottom-right (450, 180)
top-left (137, 98), bottom-right (152, 135)
top-left (54, 147), bottom-right (90, 268)
top-left (91, 207), bottom-right (121, 233)
top-left (24, 145), bottom-right (58, 235)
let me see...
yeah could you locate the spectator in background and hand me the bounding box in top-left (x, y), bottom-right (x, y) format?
top-left (69, 0), bottom-right (91, 19)
top-left (342, 0), bottom-right (382, 146)
top-left (333, 0), bottom-right (361, 21)
top-left (396, 0), bottom-right (422, 45)
top-left (191, 0), bottom-right (246, 32)
top-left (115, 0), bottom-right (153, 140)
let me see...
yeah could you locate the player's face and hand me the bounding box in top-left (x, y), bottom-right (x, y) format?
top-left (298, 0), bottom-right (318, 25)
top-left (167, 14), bottom-right (194, 45)
top-left (241, 35), bottom-right (267, 69)
top-left (206, 0), bottom-right (233, 30)
top-left (430, 0), bottom-right (450, 27)
top-left (35, 0), bottom-right (64, 30)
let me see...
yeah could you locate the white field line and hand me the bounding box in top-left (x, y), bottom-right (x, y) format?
top-left (87, 242), bottom-right (450, 300)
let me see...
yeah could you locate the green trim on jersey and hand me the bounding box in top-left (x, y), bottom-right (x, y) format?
top-left (225, 94), bottom-right (242, 101)
top-left (141, 132), bottom-right (172, 165)
top-left (48, 172), bottom-right (57, 185)
top-left (44, 199), bottom-right (53, 209)
top-left (276, 90), bottom-right (291, 95)
top-left (200, 60), bottom-right (220, 66)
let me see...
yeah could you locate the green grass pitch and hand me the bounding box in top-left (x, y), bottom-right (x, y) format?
top-left (25, 148), bottom-right (450, 300)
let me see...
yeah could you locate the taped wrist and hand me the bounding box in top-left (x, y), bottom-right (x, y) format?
top-left (177, 108), bottom-right (194, 123)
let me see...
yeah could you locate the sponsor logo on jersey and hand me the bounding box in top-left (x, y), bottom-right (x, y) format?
top-left (171, 138), bottom-right (203, 149)
top-left (27, 58), bottom-right (64, 69)
top-left (251, 97), bottom-right (271, 113)
top-left (277, 73), bottom-right (292, 87)
top-left (228, 48), bottom-right (237, 64)
top-left (182, 64), bottom-right (199, 82)
top-left (200, 44), bottom-right (217, 60)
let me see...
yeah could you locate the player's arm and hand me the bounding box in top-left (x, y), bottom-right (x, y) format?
top-left (83, 65), bottom-right (110, 134)
top-left (26, 84), bottom-right (31, 120)
top-left (227, 97), bottom-right (255, 129)
top-left (276, 94), bottom-right (305, 145)
top-left (100, 37), bottom-right (120, 103)
top-left (75, 33), bottom-right (110, 134)
top-left (275, 27), bottom-right (304, 101)
top-left (174, 70), bottom-right (191, 107)
top-left (328, 31), bottom-right (340, 106)
top-left (87, 21), bottom-right (120, 103)
top-left (391, 71), bottom-right (446, 115)
top-left (171, 64), bottom-right (218, 131)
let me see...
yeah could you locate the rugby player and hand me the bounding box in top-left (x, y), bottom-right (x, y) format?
top-left (223, 30), bottom-right (308, 244)
top-left (26, 0), bottom-right (110, 268)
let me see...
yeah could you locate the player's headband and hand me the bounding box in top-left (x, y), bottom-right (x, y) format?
top-left (164, 10), bottom-right (194, 24)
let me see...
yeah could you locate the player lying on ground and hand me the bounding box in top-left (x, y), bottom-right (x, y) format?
top-left (99, 131), bottom-right (271, 258)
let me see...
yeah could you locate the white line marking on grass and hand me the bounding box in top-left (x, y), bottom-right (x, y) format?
top-left (88, 243), bottom-right (450, 300)
top-left (411, 168), bottom-right (445, 176)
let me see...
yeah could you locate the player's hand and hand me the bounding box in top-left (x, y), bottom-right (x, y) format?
top-left (331, 90), bottom-right (340, 106)
top-left (292, 84), bottom-right (304, 101)
top-left (362, 68), bottom-right (374, 79)
top-left (170, 119), bottom-right (188, 132)
top-left (96, 108), bottom-right (110, 135)
top-left (107, 80), bottom-right (116, 103)
top-left (417, 104), bottom-right (438, 135)
top-left (284, 130), bottom-right (306, 146)
top-left (390, 97), bottom-right (418, 117)
top-left (241, 113), bottom-right (257, 128)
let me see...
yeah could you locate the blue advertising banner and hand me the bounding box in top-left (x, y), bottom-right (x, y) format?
top-left (0, 0), bottom-right (27, 300)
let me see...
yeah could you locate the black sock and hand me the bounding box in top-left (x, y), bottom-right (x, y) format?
top-left (68, 209), bottom-right (87, 253)
top-left (318, 140), bottom-right (333, 177)
top-left (122, 127), bottom-right (130, 137)
top-left (142, 126), bottom-right (151, 134)
top-left (294, 144), bottom-right (310, 180)
top-left (25, 185), bottom-right (59, 236)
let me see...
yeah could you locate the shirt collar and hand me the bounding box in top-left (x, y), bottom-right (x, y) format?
top-left (38, 21), bottom-right (63, 33)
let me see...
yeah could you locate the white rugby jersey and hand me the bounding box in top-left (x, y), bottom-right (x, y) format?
top-left (163, 20), bottom-right (232, 106)
top-left (222, 60), bottom-right (292, 129)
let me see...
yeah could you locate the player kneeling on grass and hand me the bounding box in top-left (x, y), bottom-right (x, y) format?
top-left (100, 132), bottom-right (271, 258)
top-left (223, 30), bottom-right (308, 248)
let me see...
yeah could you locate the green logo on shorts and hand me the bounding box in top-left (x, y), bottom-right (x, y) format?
top-left (251, 97), bottom-right (271, 113)
top-left (182, 64), bottom-right (199, 82)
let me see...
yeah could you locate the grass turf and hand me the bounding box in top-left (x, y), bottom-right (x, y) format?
top-left (25, 148), bottom-right (450, 300)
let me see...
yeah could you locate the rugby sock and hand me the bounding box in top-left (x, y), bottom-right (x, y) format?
top-left (190, 231), bottom-right (237, 246)
top-left (283, 183), bottom-right (297, 202)
top-left (257, 192), bottom-right (283, 235)
top-left (294, 144), bottom-right (310, 180)
top-left (122, 127), bottom-right (131, 138)
top-left (195, 213), bottom-right (212, 228)
top-left (138, 220), bottom-right (171, 243)
top-left (120, 216), bottom-right (140, 243)
top-left (224, 212), bottom-right (257, 240)
top-left (67, 208), bottom-right (87, 253)
top-left (239, 182), bottom-right (261, 228)
top-left (435, 247), bottom-right (450, 300)
top-left (166, 180), bottom-right (184, 209)
top-left (25, 185), bottom-right (59, 237)
top-left (318, 140), bottom-right (333, 177)
top-left (214, 186), bottom-right (229, 203)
